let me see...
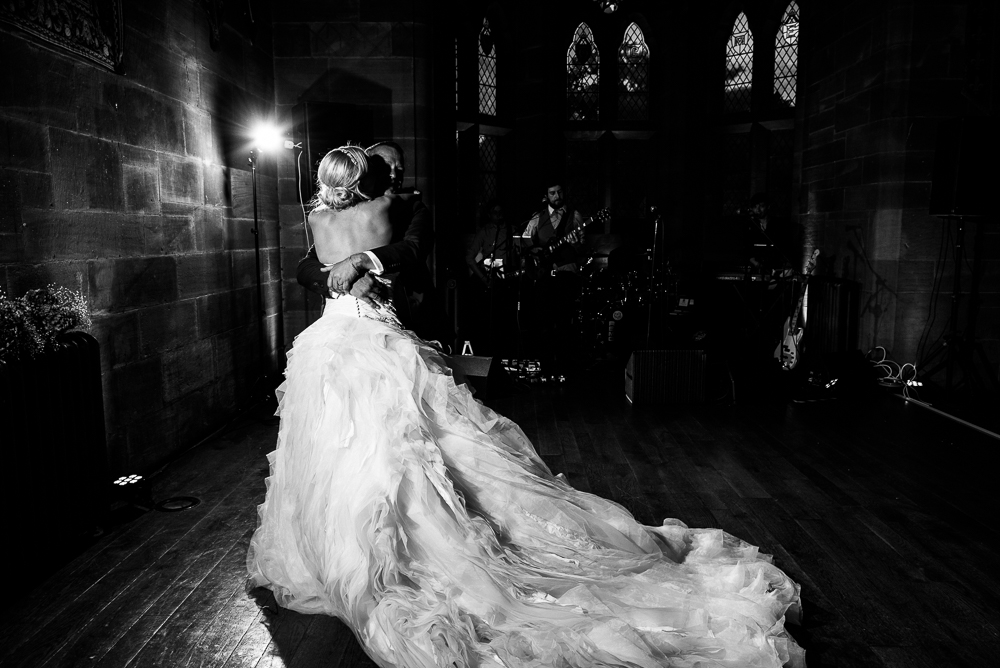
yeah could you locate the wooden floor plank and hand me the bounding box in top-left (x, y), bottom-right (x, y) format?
top-left (0, 420), bottom-right (272, 660)
top-left (38, 483), bottom-right (261, 668)
top-left (93, 506), bottom-right (260, 667)
top-left (178, 590), bottom-right (264, 668)
top-left (2, 373), bottom-right (997, 668)
top-left (121, 529), bottom-right (257, 668)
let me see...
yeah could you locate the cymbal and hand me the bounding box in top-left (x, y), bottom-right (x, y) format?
top-left (588, 233), bottom-right (623, 256)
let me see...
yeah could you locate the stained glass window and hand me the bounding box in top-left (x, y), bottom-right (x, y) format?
top-left (618, 23), bottom-right (649, 121)
top-left (774, 2), bottom-right (799, 108)
top-left (567, 23), bottom-right (600, 121)
top-left (724, 13), bottom-right (753, 113)
top-left (478, 19), bottom-right (497, 116)
top-left (479, 134), bottom-right (498, 203)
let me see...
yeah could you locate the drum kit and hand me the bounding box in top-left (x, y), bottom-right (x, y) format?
top-left (575, 249), bottom-right (679, 356)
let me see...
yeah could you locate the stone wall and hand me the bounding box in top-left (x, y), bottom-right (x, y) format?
top-left (270, 0), bottom-right (434, 341)
top-left (800, 0), bottom-right (999, 380)
top-left (0, 1), bottom-right (281, 474)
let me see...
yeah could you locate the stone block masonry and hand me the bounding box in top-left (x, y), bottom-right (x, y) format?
top-left (0, 2), bottom-right (282, 476)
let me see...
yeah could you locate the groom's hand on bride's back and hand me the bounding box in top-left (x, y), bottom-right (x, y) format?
top-left (321, 253), bottom-right (376, 294)
top-left (346, 273), bottom-right (382, 309)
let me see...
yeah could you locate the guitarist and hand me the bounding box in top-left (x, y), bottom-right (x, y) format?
top-left (521, 179), bottom-right (587, 376)
top-left (523, 182), bottom-right (586, 275)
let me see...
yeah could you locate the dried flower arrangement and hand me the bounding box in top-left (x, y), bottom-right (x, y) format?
top-left (0, 285), bottom-right (92, 366)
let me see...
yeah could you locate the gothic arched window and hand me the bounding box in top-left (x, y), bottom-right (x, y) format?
top-left (724, 13), bottom-right (753, 113)
top-left (618, 22), bottom-right (649, 121)
top-left (567, 23), bottom-right (600, 121)
top-left (773, 2), bottom-right (799, 108)
top-left (478, 18), bottom-right (497, 115)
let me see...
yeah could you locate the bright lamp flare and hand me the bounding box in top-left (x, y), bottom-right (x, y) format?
top-left (251, 123), bottom-right (283, 152)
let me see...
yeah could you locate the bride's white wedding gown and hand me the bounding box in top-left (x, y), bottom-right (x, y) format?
top-left (247, 290), bottom-right (805, 668)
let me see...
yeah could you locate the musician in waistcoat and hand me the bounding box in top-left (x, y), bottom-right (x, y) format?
top-left (523, 183), bottom-right (586, 275)
top-left (522, 180), bottom-right (587, 376)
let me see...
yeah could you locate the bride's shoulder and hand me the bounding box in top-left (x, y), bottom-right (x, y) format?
top-left (308, 207), bottom-right (336, 225)
top-left (366, 195), bottom-right (395, 213)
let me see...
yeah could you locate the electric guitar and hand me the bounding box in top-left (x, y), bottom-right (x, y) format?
top-left (774, 249), bottom-right (820, 371)
top-left (525, 207), bottom-right (611, 276)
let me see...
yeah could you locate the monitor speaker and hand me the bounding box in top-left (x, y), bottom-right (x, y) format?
top-left (929, 117), bottom-right (992, 218)
top-left (625, 350), bottom-right (706, 404)
top-left (448, 355), bottom-right (511, 398)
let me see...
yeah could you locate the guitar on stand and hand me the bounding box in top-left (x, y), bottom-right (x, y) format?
top-left (774, 249), bottom-right (820, 371)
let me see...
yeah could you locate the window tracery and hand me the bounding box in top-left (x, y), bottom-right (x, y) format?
top-left (773, 2), bottom-right (799, 108)
top-left (725, 13), bottom-right (753, 113)
top-left (479, 18), bottom-right (497, 116)
top-left (618, 23), bottom-right (649, 121)
top-left (567, 23), bottom-right (600, 121)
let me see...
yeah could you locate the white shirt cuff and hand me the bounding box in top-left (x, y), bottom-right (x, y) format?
top-left (364, 251), bottom-right (384, 275)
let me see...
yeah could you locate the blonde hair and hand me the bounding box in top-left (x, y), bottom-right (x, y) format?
top-left (313, 145), bottom-right (371, 211)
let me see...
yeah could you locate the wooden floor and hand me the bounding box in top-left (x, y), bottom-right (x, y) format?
top-left (1, 365), bottom-right (998, 668)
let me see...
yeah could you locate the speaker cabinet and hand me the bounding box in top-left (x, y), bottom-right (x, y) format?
top-left (625, 350), bottom-right (706, 404)
top-left (447, 355), bottom-right (511, 398)
top-left (929, 117), bottom-right (993, 217)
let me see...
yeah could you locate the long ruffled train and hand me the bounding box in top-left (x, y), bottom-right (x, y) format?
top-left (247, 295), bottom-right (805, 667)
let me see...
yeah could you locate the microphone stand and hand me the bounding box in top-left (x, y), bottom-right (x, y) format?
top-left (485, 222), bottom-right (503, 355)
top-left (514, 215), bottom-right (536, 361)
top-left (645, 207), bottom-right (662, 348)
top-left (248, 149), bottom-right (278, 421)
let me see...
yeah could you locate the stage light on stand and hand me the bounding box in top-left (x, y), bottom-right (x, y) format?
top-left (247, 121), bottom-right (290, 419)
top-left (251, 122), bottom-right (284, 154)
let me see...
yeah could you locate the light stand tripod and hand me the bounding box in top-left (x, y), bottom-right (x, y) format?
top-left (247, 148), bottom-right (278, 417)
top-left (249, 149), bottom-right (267, 378)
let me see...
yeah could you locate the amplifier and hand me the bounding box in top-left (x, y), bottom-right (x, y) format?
top-left (625, 349), bottom-right (706, 404)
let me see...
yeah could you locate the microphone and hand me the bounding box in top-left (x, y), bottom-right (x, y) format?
top-left (649, 205), bottom-right (658, 215)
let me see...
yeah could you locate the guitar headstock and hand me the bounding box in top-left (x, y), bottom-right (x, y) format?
top-left (593, 207), bottom-right (612, 226)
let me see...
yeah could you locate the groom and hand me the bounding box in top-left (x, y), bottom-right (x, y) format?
top-left (296, 142), bottom-right (435, 332)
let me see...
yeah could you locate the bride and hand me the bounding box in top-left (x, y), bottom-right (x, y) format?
top-left (247, 145), bottom-right (805, 668)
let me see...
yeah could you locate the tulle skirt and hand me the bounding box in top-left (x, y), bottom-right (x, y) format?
top-left (247, 295), bottom-right (805, 667)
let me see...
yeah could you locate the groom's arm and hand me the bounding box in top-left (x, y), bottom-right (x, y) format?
top-left (367, 197), bottom-right (433, 274)
top-left (297, 245), bottom-right (331, 298)
top-left (296, 195), bottom-right (432, 297)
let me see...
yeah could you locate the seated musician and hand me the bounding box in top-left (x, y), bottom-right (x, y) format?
top-left (460, 200), bottom-right (518, 356)
top-left (465, 199), bottom-right (515, 285)
top-left (744, 193), bottom-right (799, 279)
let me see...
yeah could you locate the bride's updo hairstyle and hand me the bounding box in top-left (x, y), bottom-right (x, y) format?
top-left (314, 145), bottom-right (371, 211)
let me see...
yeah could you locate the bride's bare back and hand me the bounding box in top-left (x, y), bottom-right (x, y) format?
top-left (309, 196), bottom-right (395, 265)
